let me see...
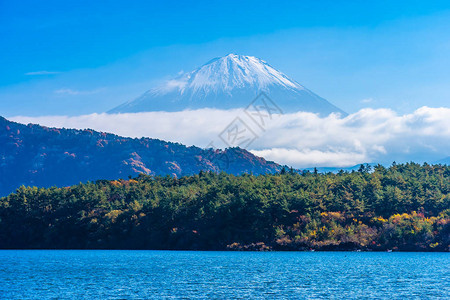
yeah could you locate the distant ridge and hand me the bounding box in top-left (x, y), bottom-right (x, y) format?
top-left (110, 54), bottom-right (346, 116)
top-left (434, 156), bottom-right (450, 165)
top-left (0, 116), bottom-right (281, 196)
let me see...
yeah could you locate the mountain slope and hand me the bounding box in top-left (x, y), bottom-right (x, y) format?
top-left (0, 116), bottom-right (281, 196)
top-left (434, 156), bottom-right (450, 165)
top-left (109, 54), bottom-right (346, 116)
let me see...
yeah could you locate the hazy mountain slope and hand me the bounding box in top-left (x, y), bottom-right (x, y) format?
top-left (110, 54), bottom-right (346, 116)
top-left (434, 156), bottom-right (450, 165)
top-left (0, 116), bottom-right (281, 196)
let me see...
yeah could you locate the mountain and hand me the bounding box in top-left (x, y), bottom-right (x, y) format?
top-left (0, 116), bottom-right (281, 196)
top-left (109, 54), bottom-right (346, 116)
top-left (434, 156), bottom-right (450, 165)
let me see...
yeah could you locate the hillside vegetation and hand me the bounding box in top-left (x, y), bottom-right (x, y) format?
top-left (0, 116), bottom-right (280, 196)
top-left (0, 163), bottom-right (448, 251)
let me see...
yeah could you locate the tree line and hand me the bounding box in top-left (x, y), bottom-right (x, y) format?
top-left (0, 163), bottom-right (448, 251)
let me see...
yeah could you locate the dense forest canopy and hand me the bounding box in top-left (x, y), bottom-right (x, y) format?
top-left (0, 163), bottom-right (448, 251)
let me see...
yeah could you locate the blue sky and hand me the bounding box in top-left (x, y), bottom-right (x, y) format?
top-left (1, 0), bottom-right (450, 116)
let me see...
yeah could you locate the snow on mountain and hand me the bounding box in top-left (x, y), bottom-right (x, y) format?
top-left (109, 54), bottom-right (346, 115)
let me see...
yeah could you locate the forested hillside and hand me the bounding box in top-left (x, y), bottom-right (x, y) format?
top-left (0, 163), bottom-right (448, 251)
top-left (0, 116), bottom-right (280, 196)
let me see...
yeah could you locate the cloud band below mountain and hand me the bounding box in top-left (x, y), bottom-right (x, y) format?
top-left (10, 106), bottom-right (450, 168)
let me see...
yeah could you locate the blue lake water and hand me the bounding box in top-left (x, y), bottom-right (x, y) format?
top-left (0, 250), bottom-right (448, 299)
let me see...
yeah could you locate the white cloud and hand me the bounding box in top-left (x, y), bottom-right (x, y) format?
top-left (250, 148), bottom-right (368, 167)
top-left (25, 71), bottom-right (60, 76)
top-left (155, 78), bottom-right (187, 94)
top-left (361, 98), bottom-right (373, 103)
top-left (10, 106), bottom-right (450, 168)
top-left (54, 88), bottom-right (105, 96)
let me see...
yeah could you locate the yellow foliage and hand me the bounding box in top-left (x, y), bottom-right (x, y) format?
top-left (110, 180), bottom-right (122, 187)
top-left (105, 210), bottom-right (123, 223)
top-left (377, 216), bottom-right (388, 223)
top-left (430, 242), bottom-right (439, 248)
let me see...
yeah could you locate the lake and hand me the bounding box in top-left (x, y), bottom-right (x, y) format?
top-left (0, 250), bottom-right (448, 299)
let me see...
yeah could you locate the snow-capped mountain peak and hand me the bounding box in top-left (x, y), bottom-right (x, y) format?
top-left (185, 54), bottom-right (301, 92)
top-left (155, 54), bottom-right (301, 96)
top-left (110, 54), bottom-right (346, 116)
